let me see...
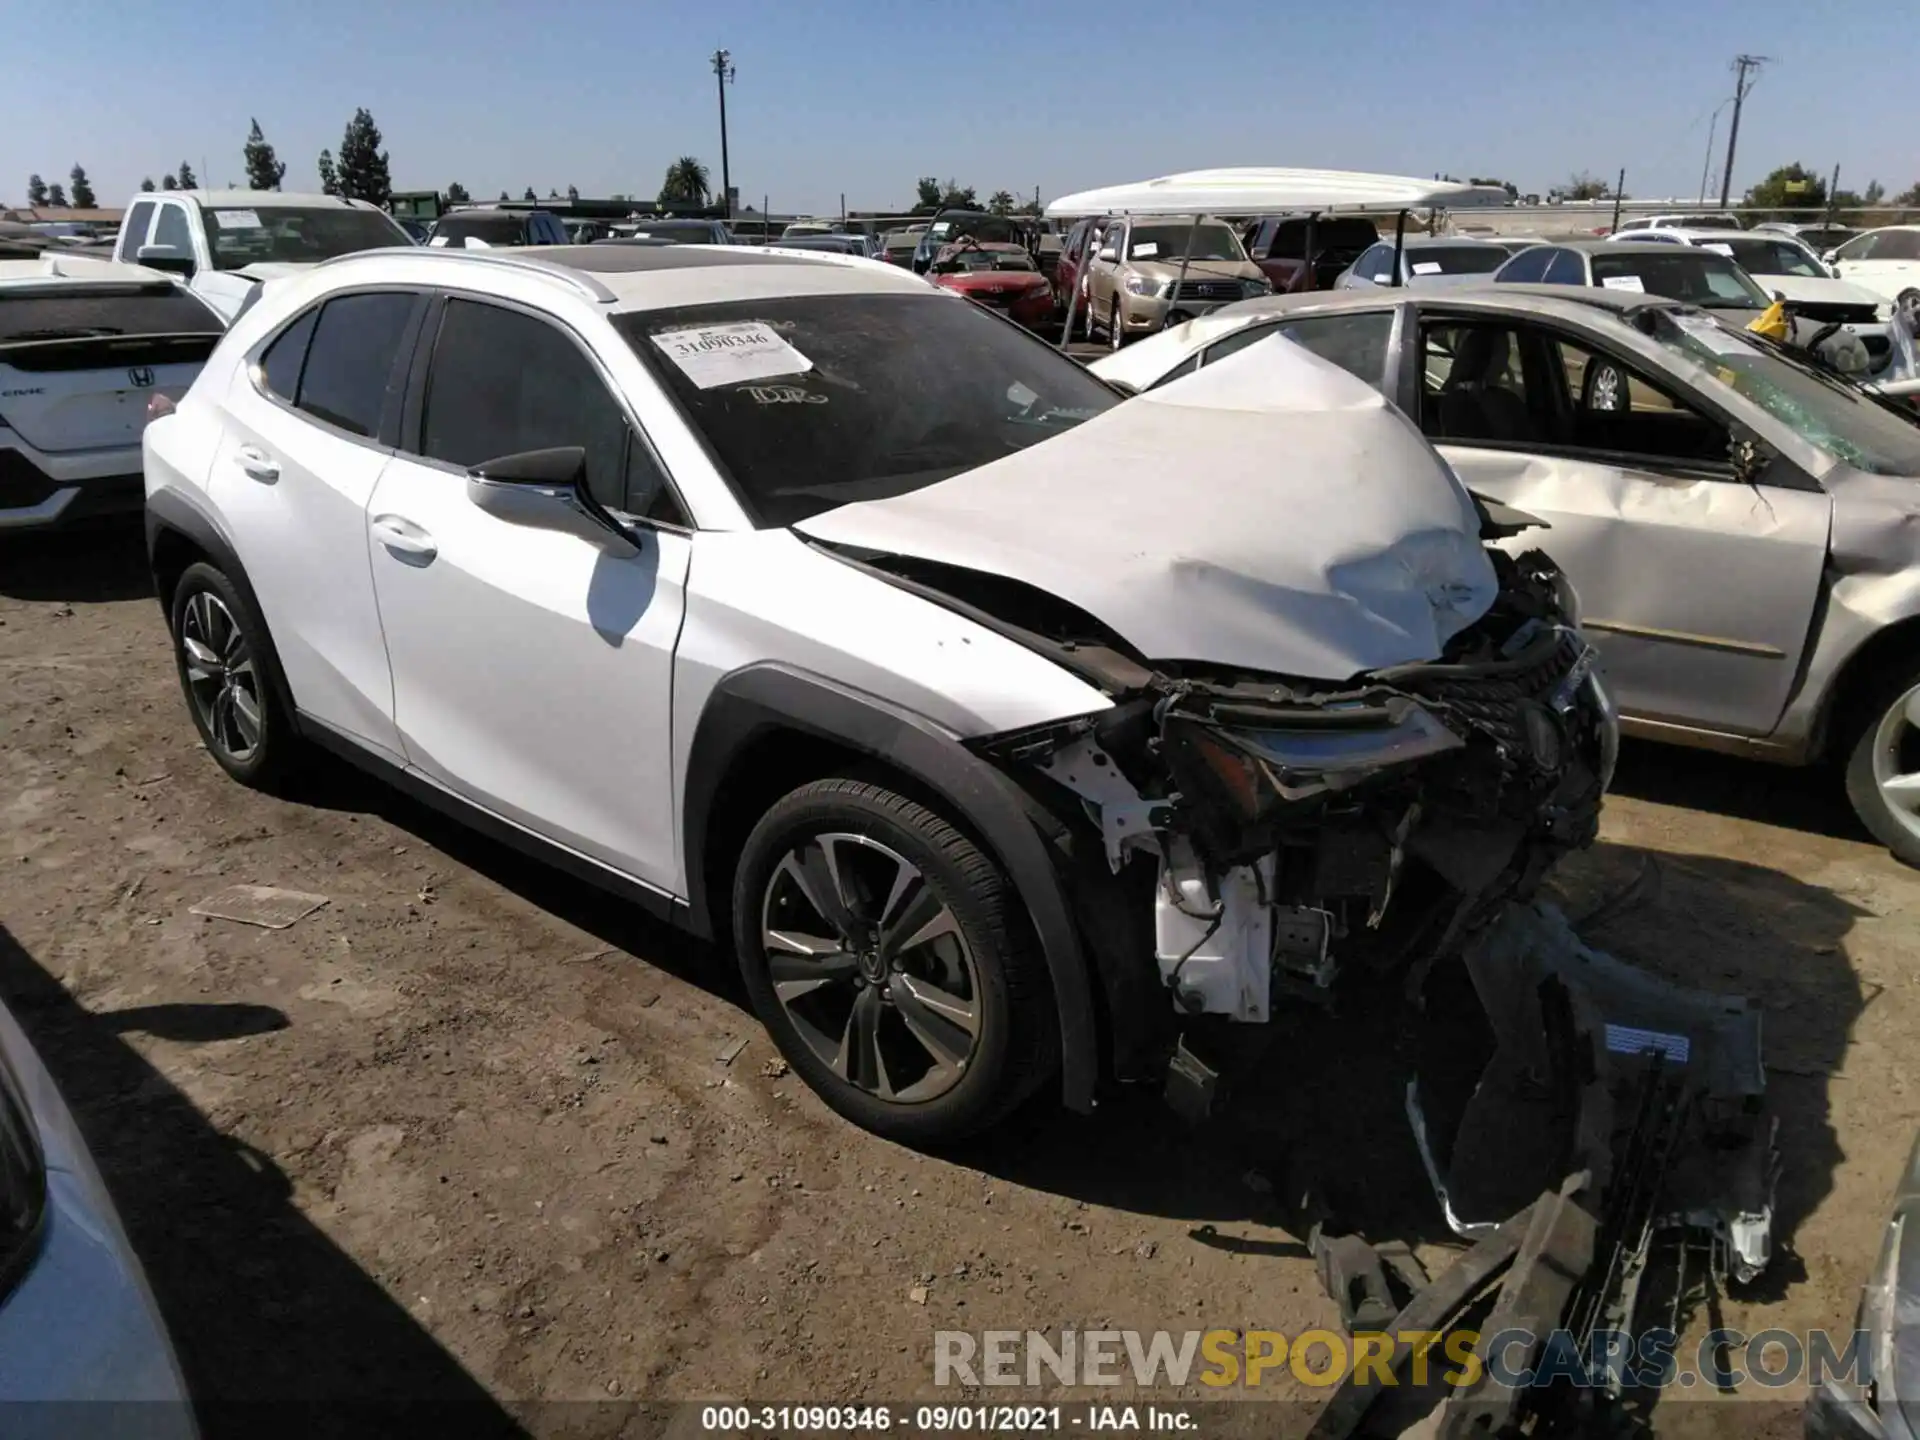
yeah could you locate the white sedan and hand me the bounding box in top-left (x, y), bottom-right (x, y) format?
top-left (1828, 224), bottom-right (1920, 314)
top-left (142, 240), bottom-right (1611, 1144)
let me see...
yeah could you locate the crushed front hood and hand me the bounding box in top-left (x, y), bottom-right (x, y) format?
top-left (795, 339), bottom-right (1497, 680)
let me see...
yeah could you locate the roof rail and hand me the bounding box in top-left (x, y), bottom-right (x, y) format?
top-left (313, 245), bottom-right (618, 303)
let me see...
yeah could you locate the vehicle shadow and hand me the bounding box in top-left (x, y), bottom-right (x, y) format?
top-left (0, 520), bottom-right (154, 604)
top-left (964, 840), bottom-right (1865, 1281)
top-left (0, 922), bottom-right (527, 1437)
top-left (1608, 736), bottom-right (1867, 846)
top-left (282, 754), bottom-right (737, 1007)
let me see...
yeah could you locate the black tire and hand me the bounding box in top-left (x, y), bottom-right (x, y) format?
top-left (1843, 664), bottom-right (1920, 868)
top-left (168, 561), bottom-right (301, 791)
top-left (1108, 296), bottom-right (1127, 351)
top-left (731, 778), bottom-right (1056, 1144)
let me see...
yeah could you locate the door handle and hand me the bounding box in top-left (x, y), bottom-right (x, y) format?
top-left (235, 445), bottom-right (279, 482)
top-left (370, 514), bottom-right (438, 563)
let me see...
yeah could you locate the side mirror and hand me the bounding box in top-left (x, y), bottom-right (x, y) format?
top-left (1097, 245), bottom-right (1118, 263)
top-left (465, 446), bottom-right (637, 554)
top-left (1821, 250), bottom-right (1838, 265)
top-left (137, 243), bottom-right (196, 277)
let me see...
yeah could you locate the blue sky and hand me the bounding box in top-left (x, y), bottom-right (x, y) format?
top-left (6, 0), bottom-right (1909, 214)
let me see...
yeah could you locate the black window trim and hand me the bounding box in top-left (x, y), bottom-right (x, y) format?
top-left (242, 285), bottom-right (427, 451)
top-left (394, 287), bottom-right (693, 533)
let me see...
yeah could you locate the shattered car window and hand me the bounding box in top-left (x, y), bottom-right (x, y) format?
top-left (1648, 311), bottom-right (1920, 475)
top-left (617, 293), bottom-right (1121, 526)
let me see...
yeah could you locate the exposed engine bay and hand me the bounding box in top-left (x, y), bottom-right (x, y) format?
top-left (826, 529), bottom-right (1780, 1435)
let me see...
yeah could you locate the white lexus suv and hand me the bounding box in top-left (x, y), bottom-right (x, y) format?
top-left (143, 241), bottom-right (1615, 1145)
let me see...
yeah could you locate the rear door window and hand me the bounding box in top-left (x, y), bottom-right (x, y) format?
top-left (1543, 250), bottom-right (1587, 285)
top-left (294, 292), bottom-right (417, 438)
top-left (1273, 311), bottom-right (1394, 387)
top-left (1496, 248), bottom-right (1553, 284)
top-left (121, 200), bottom-right (157, 253)
top-left (153, 203), bottom-right (193, 253)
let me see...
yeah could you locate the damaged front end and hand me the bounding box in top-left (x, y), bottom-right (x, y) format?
top-left (979, 543), bottom-right (1616, 1031)
top-left (949, 541), bottom-right (1778, 1430)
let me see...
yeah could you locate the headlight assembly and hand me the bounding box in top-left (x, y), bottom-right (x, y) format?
top-left (1124, 274), bottom-right (1167, 298)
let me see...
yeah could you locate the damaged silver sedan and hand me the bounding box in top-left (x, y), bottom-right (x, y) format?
top-left (1095, 284), bottom-right (1920, 866)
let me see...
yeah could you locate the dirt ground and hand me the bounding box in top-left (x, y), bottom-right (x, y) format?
top-left (2, 523), bottom-right (1916, 1439)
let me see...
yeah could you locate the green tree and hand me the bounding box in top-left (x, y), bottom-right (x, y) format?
top-left (1743, 162), bottom-right (1826, 218)
top-left (316, 150), bottom-right (338, 196)
top-left (176, 161), bottom-right (198, 189)
top-left (522, 186), bottom-right (536, 201)
top-left (335, 109), bottom-right (391, 207)
top-left (659, 156), bottom-right (711, 205)
top-left (139, 177), bottom-right (156, 192)
top-left (1017, 197), bottom-right (1042, 216)
top-left (939, 180), bottom-right (977, 208)
top-left (986, 189), bottom-right (1015, 216)
top-left (566, 184), bottom-right (579, 202)
top-left (914, 176), bottom-right (942, 213)
top-left (67, 165), bottom-right (96, 208)
top-left (161, 173), bottom-right (178, 191)
top-left (243, 119), bottom-right (287, 191)
top-left (498, 190), bottom-right (510, 201)
top-left (1559, 171), bottom-right (1614, 201)
top-left (46, 183), bottom-right (67, 207)
top-left (25, 174), bottom-right (47, 206)
top-left (445, 181), bottom-right (470, 204)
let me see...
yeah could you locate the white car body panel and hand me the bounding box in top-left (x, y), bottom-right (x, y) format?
top-left (365, 452), bottom-right (692, 891)
top-left (803, 337), bottom-right (1496, 680)
top-left (206, 364), bottom-right (403, 756)
top-left (1829, 225), bottom-right (1920, 306)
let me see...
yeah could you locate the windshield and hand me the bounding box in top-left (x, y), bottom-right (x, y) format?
top-left (616, 293), bottom-right (1121, 526)
top-left (1666, 215), bottom-right (1743, 230)
top-left (1592, 251), bottom-right (1768, 308)
top-left (1708, 237), bottom-right (1826, 278)
top-left (1407, 245), bottom-right (1507, 276)
top-left (632, 221), bottom-right (721, 239)
top-left (1126, 223), bottom-right (1245, 263)
top-left (927, 215), bottom-right (1018, 245)
top-left (935, 248), bottom-right (1035, 273)
top-left (1647, 310), bottom-right (1920, 475)
top-left (203, 205), bottom-right (409, 269)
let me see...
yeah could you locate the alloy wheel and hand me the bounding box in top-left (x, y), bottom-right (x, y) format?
top-left (1871, 683), bottom-right (1920, 848)
top-left (180, 590), bottom-right (263, 762)
top-left (759, 831), bottom-right (982, 1104)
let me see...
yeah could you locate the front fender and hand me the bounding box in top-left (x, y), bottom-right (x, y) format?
top-left (682, 663), bottom-right (1103, 1112)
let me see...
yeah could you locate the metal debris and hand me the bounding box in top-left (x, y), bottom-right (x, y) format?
top-left (717, 1037), bottom-right (749, 1066)
top-left (189, 884), bottom-right (329, 930)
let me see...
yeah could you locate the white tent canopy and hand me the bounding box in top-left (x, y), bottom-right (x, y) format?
top-left (1044, 168), bottom-right (1511, 220)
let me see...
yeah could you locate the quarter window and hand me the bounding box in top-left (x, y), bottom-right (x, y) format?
top-left (258, 308), bottom-right (319, 403)
top-left (296, 292), bottom-right (417, 438)
top-left (421, 299), bottom-right (672, 517)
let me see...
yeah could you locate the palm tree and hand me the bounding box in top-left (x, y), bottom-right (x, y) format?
top-left (660, 156), bottom-right (711, 205)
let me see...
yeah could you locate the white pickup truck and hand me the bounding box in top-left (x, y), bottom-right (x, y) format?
top-left (114, 189), bottom-right (413, 321)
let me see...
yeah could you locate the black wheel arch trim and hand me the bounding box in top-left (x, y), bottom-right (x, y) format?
top-left (145, 487), bottom-right (299, 724)
top-left (683, 662), bottom-right (1102, 1112)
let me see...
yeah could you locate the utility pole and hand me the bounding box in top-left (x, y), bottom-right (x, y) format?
top-left (710, 49), bottom-right (735, 220)
top-left (1611, 170), bottom-right (1626, 234)
top-left (1826, 164), bottom-right (1841, 226)
top-left (1718, 54), bottom-right (1770, 210)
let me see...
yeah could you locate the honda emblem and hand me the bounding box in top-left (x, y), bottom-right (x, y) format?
top-left (127, 366), bottom-right (155, 388)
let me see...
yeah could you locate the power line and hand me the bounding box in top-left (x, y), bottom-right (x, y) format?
top-left (1718, 54), bottom-right (1771, 209)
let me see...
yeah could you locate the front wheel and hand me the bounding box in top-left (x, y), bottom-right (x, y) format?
top-left (731, 778), bottom-right (1056, 1144)
top-left (1843, 667), bottom-right (1920, 867)
top-left (1108, 297), bottom-right (1127, 350)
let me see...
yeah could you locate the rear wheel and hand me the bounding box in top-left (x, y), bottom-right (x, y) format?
top-left (731, 778), bottom-right (1055, 1144)
top-left (1843, 665), bottom-right (1920, 867)
top-left (169, 561), bottom-right (300, 790)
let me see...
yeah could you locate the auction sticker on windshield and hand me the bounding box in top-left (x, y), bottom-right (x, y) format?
top-left (652, 322), bottom-right (814, 389)
top-left (212, 210), bottom-right (263, 229)
top-left (1601, 275), bottom-right (1646, 292)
